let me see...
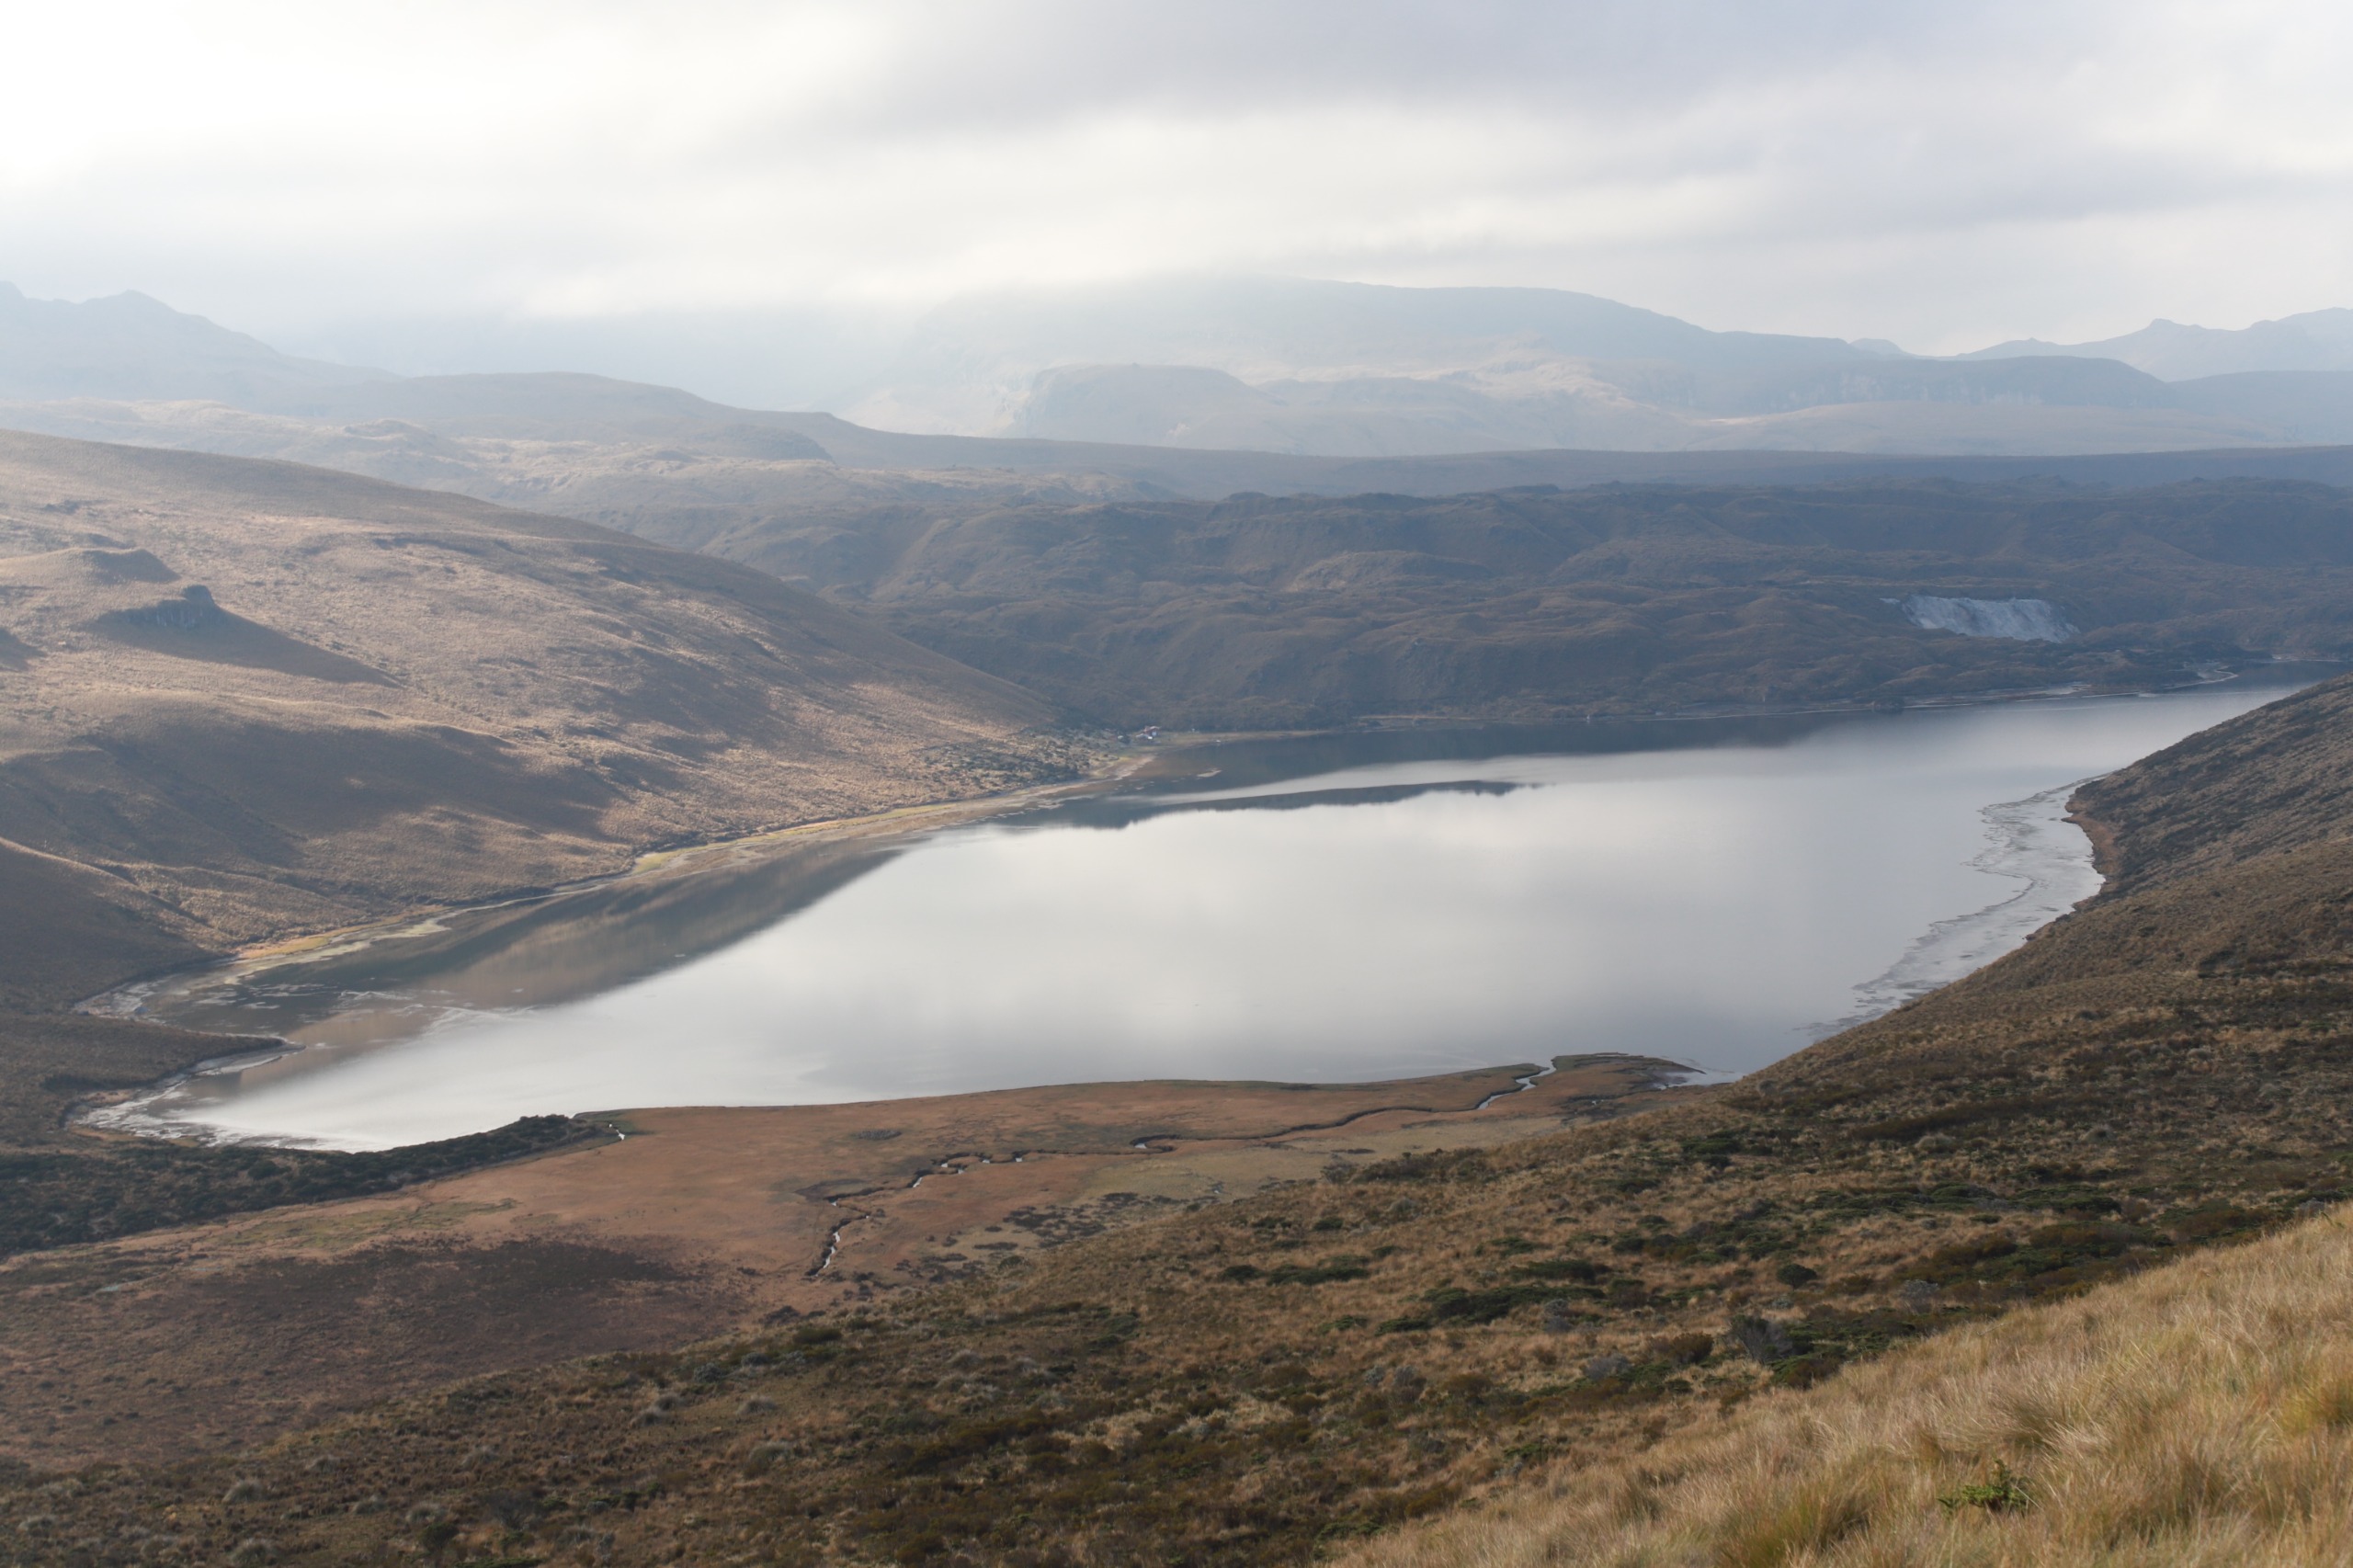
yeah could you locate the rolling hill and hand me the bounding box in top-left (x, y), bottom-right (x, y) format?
top-left (634, 477), bottom-right (2353, 729)
top-left (0, 430), bottom-right (1058, 1000)
top-left (0, 428), bottom-right (1082, 1261)
top-left (19, 378), bottom-right (2353, 509)
top-left (13, 395), bottom-right (2353, 732)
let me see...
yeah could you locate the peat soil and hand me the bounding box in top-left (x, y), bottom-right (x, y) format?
top-left (0, 1059), bottom-right (1681, 1471)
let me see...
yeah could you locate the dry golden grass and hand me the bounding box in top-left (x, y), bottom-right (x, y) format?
top-left (1346, 1206), bottom-right (2353, 1568)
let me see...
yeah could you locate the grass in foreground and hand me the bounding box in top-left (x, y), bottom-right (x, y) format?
top-left (1344, 1201), bottom-right (2353, 1568)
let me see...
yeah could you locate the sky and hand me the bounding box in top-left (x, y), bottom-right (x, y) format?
top-left (4, 0), bottom-right (2351, 391)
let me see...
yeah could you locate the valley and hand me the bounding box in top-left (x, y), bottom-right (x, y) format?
top-left (11, 404), bottom-right (2353, 731)
top-left (14, 13), bottom-right (2353, 1564)
top-left (0, 369), bottom-right (2348, 1568)
top-left (4, 670), bottom-right (2351, 1562)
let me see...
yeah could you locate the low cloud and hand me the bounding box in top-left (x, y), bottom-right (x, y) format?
top-left (2, 0), bottom-right (2348, 355)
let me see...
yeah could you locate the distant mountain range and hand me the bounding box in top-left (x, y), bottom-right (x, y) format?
top-left (0, 282), bottom-right (392, 405)
top-left (842, 279), bottom-right (2353, 455)
top-left (7, 278), bottom-right (2353, 460)
top-left (1963, 308), bottom-right (2353, 380)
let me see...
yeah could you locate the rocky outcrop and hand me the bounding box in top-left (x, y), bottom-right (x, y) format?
top-left (120, 585), bottom-right (226, 631)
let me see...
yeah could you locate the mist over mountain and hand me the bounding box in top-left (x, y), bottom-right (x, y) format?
top-left (838, 278), bottom-right (2353, 457)
top-left (1963, 307), bottom-right (2353, 380)
top-left (275, 306), bottom-right (908, 414)
top-left (0, 283), bottom-right (390, 404)
top-left (8, 278), bottom-right (2353, 462)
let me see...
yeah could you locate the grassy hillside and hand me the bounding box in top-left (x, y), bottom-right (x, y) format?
top-left (0, 431), bottom-right (1083, 1272)
top-left (4, 673), bottom-right (2347, 1563)
top-left (253, 459), bottom-right (2348, 729)
top-left (0, 430), bottom-right (1058, 977)
top-left (811, 480), bottom-right (2353, 727)
top-left (1345, 1200), bottom-right (2353, 1568)
top-left (12, 403), bottom-right (2353, 731)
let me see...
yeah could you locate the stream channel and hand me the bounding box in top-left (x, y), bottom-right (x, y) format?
top-left (87, 671), bottom-right (2326, 1149)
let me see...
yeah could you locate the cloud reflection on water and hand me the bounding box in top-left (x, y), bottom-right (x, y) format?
top-left (99, 679), bottom-right (2313, 1148)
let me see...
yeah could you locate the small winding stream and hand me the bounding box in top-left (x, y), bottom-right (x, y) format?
top-left (86, 671), bottom-right (2324, 1150)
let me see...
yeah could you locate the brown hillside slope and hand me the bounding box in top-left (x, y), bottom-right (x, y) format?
top-left (369, 469), bottom-right (2353, 729)
top-left (1345, 1201), bottom-right (2353, 1568)
top-left (0, 432), bottom-right (1073, 1236)
top-left (0, 430), bottom-right (1058, 983)
top-left (3, 680), bottom-right (2348, 1563)
top-left (617, 475), bottom-right (2353, 727)
top-left (2068, 669), bottom-right (2353, 893)
top-left (16, 401), bottom-right (2353, 728)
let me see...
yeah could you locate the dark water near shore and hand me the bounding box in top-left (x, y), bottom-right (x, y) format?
top-left (92, 673), bottom-right (2327, 1149)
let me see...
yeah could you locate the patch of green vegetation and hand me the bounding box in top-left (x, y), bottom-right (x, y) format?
top-left (1417, 1283), bottom-right (1562, 1325)
top-left (1680, 1133), bottom-right (1743, 1168)
top-left (1510, 1256), bottom-right (1602, 1283)
top-left (1939, 1462), bottom-right (2031, 1515)
top-left (1265, 1256), bottom-right (1370, 1286)
top-left (2166, 1202), bottom-right (2274, 1243)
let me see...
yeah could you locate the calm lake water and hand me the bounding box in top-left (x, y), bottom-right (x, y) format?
top-left (91, 674), bottom-right (2323, 1149)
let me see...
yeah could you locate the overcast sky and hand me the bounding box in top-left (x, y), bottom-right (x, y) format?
top-left (5, 0), bottom-right (2351, 364)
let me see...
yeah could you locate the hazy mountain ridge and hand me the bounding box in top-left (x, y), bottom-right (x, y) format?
top-left (12, 280), bottom-right (2353, 461)
top-left (0, 283), bottom-right (392, 405)
top-left (1001, 357), bottom-right (2334, 458)
top-left (842, 278), bottom-right (2353, 456)
top-left (16, 378), bottom-right (2353, 537)
top-left (1965, 306), bottom-right (2353, 380)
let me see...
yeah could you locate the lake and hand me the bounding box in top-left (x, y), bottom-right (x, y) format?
top-left (89, 674), bottom-right (2323, 1149)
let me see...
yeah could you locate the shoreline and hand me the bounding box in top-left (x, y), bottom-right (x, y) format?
top-left (70, 664), bottom-right (2331, 1149)
top-left (87, 659), bottom-right (2336, 1011)
top-left (6, 1052), bottom-right (1709, 1471)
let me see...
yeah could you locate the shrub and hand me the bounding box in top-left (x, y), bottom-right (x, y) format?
top-left (1514, 1256), bottom-right (1601, 1282)
top-left (1267, 1256), bottom-right (1369, 1285)
top-left (1939, 1461), bottom-right (2031, 1514)
top-left (1423, 1284), bottom-right (1555, 1324)
top-left (743, 1440), bottom-right (794, 1477)
top-left (1728, 1315), bottom-right (1794, 1364)
top-left (1648, 1332), bottom-right (1714, 1366)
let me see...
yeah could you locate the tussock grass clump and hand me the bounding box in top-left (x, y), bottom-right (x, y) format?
top-left (1344, 1207), bottom-right (2353, 1567)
